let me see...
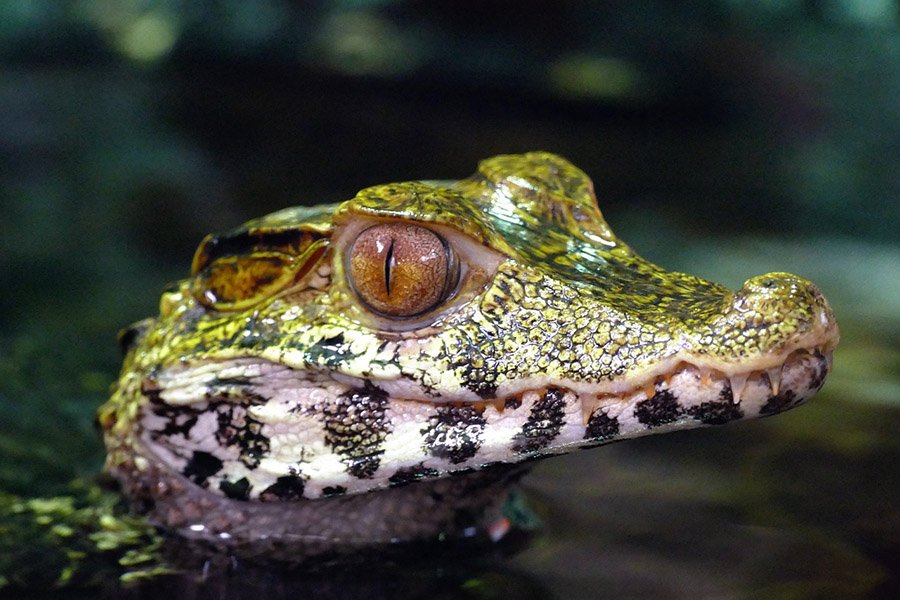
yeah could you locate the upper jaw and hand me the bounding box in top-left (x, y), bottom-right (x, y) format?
top-left (151, 294), bottom-right (839, 412)
top-left (336, 343), bottom-right (834, 421)
top-left (612, 322), bottom-right (837, 399)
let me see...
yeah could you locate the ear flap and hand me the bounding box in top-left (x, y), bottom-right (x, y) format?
top-left (190, 224), bottom-right (328, 311)
top-left (117, 318), bottom-right (153, 355)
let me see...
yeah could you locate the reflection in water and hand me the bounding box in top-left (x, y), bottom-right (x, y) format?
top-left (118, 531), bottom-right (550, 600)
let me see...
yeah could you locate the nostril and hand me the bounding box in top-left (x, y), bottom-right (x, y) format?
top-left (740, 272), bottom-right (805, 297)
top-left (701, 272), bottom-right (838, 361)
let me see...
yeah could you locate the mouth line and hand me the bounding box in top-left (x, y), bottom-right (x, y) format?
top-left (420, 346), bottom-right (832, 426)
top-left (147, 341), bottom-right (834, 416)
top-left (605, 346), bottom-right (832, 404)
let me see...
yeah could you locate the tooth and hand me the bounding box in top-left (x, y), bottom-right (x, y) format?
top-left (766, 366), bottom-right (782, 395)
top-left (700, 370), bottom-right (712, 386)
top-left (582, 395), bottom-right (605, 425)
top-left (729, 373), bottom-right (749, 404)
top-left (643, 381), bottom-right (657, 399)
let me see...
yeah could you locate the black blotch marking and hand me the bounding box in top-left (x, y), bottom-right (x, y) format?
top-left (512, 387), bottom-right (567, 453)
top-left (144, 386), bottom-right (203, 439)
top-left (584, 408), bottom-right (620, 441)
top-left (469, 381), bottom-right (499, 400)
top-left (388, 463), bottom-right (440, 487)
top-left (504, 396), bottom-right (522, 410)
top-left (151, 404), bottom-right (200, 438)
top-left (807, 351), bottom-right (829, 391)
top-left (759, 390), bottom-right (799, 416)
top-left (318, 332), bottom-right (345, 349)
top-left (146, 389), bottom-right (271, 476)
top-left (259, 475), bottom-right (305, 501)
top-left (634, 390), bottom-right (683, 427)
top-left (322, 485), bottom-right (347, 497)
top-left (422, 405), bottom-right (486, 464)
top-left (219, 477), bottom-right (251, 500)
top-left (182, 451), bottom-right (223, 488)
top-left (687, 386), bottom-right (744, 425)
top-left (322, 383), bottom-right (391, 479)
top-left (214, 404), bottom-right (270, 469)
top-left (495, 278), bottom-right (512, 296)
top-left (304, 332), bottom-right (352, 367)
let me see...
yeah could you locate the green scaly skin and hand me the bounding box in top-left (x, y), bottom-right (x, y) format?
top-left (2, 153), bottom-right (838, 587)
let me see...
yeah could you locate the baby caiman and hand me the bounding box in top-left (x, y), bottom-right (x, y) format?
top-left (98, 151), bottom-right (839, 560)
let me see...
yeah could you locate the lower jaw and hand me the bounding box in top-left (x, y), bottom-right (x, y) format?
top-left (108, 348), bottom-right (831, 560)
top-left (108, 442), bottom-right (529, 562)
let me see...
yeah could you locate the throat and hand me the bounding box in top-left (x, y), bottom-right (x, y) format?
top-left (109, 434), bottom-right (530, 561)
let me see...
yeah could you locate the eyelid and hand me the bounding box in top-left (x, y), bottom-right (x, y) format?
top-left (191, 240), bottom-right (328, 311)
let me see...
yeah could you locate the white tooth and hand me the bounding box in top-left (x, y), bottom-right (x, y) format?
top-left (581, 397), bottom-right (597, 425)
top-left (766, 366), bottom-right (783, 396)
top-left (729, 373), bottom-right (749, 404)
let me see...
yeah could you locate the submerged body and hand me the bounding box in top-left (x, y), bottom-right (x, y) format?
top-left (99, 152), bottom-right (838, 558)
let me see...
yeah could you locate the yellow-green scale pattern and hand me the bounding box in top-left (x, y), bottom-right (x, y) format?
top-left (103, 152), bottom-right (830, 406)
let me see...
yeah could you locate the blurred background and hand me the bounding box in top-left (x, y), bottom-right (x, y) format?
top-left (0, 1), bottom-right (897, 597)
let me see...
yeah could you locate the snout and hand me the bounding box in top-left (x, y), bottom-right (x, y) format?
top-left (688, 272), bottom-right (838, 365)
top-left (736, 272), bottom-right (836, 336)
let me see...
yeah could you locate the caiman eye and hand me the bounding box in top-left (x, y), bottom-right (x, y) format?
top-left (348, 223), bottom-right (458, 318)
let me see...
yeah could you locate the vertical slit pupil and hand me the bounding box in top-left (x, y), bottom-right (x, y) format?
top-left (384, 238), bottom-right (395, 296)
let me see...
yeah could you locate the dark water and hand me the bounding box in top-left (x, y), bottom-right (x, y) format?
top-left (1, 2), bottom-right (897, 598)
